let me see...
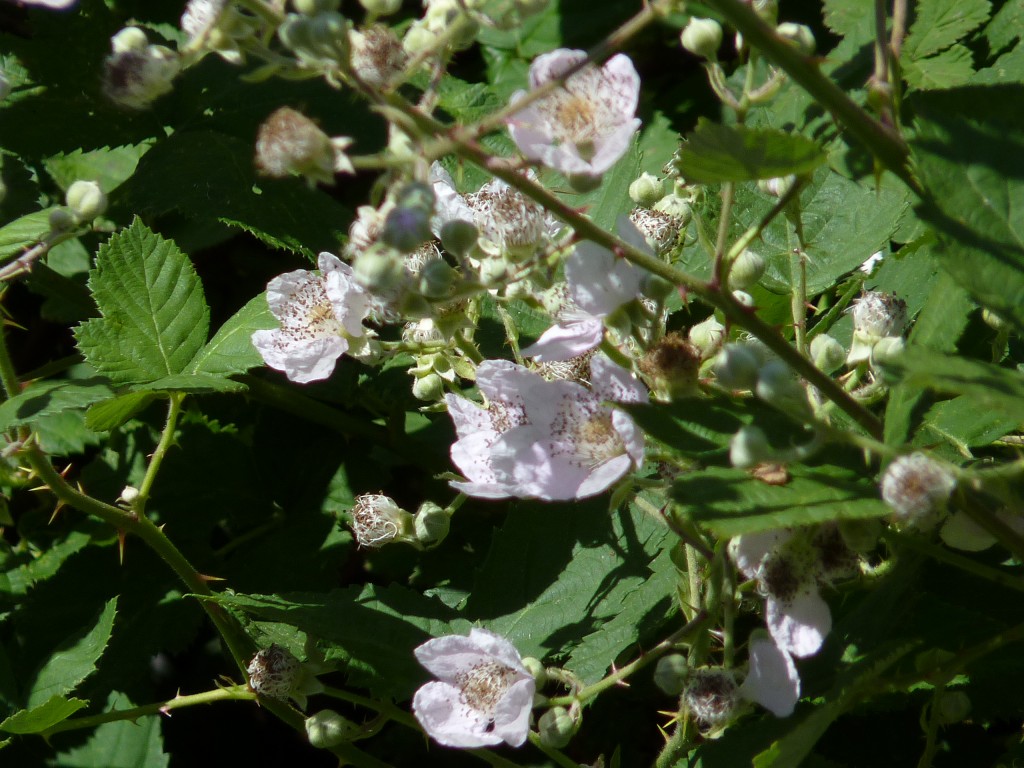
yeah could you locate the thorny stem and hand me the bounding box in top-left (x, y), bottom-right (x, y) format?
top-left (41, 686), bottom-right (256, 737)
top-left (135, 393), bottom-right (185, 511)
top-left (545, 612), bottom-right (707, 708)
top-left (791, 249), bottom-right (808, 355)
top-left (712, 182), bottom-right (735, 287)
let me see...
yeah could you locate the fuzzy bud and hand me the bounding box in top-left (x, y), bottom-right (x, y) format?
top-left (880, 453), bottom-right (956, 531)
top-left (255, 107), bottom-right (336, 184)
top-left (777, 22), bottom-right (815, 55)
top-left (411, 371), bottom-right (445, 401)
top-left (538, 707), bottom-right (576, 748)
top-left (65, 181), bottom-right (107, 222)
top-left (681, 17), bottom-right (723, 60)
top-left (714, 343), bottom-right (763, 390)
top-left (417, 258), bottom-right (458, 299)
top-left (684, 668), bottom-right (739, 731)
top-left (247, 645), bottom-right (300, 699)
top-left (111, 26), bottom-right (149, 53)
top-left (847, 291), bottom-right (908, 364)
top-left (305, 710), bottom-right (358, 748)
top-left (653, 193), bottom-right (692, 224)
top-left (730, 425), bottom-right (773, 469)
top-left (102, 36), bottom-right (180, 110)
top-left (349, 25), bottom-right (407, 88)
top-left (353, 244), bottom-right (408, 295)
top-left (440, 219), bottom-right (480, 257)
top-left (688, 316), bottom-right (725, 357)
top-left (381, 183), bottom-right (434, 252)
top-left (629, 172), bottom-right (663, 207)
top-left (349, 493), bottom-right (417, 547)
top-left (809, 334), bottom-right (845, 374)
top-left (413, 501), bottom-right (450, 546)
top-left (654, 654), bottom-right (689, 696)
top-left (727, 249), bottom-right (766, 290)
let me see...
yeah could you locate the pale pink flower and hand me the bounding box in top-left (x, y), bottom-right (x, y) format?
top-left (413, 628), bottom-right (535, 748)
top-left (522, 216), bottom-right (647, 362)
top-left (251, 253), bottom-right (371, 383)
top-left (739, 632), bottom-right (801, 717)
top-left (507, 49), bottom-right (641, 178)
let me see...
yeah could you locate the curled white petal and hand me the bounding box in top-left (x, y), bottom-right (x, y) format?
top-left (766, 587), bottom-right (831, 658)
top-left (520, 317), bottom-right (604, 362)
top-left (739, 634), bottom-right (800, 717)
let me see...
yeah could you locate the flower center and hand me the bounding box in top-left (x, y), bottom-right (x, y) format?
top-left (279, 278), bottom-right (341, 340)
top-left (456, 660), bottom-right (518, 717)
top-left (568, 410), bottom-right (626, 468)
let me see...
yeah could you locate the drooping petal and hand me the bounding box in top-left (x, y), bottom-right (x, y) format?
top-left (766, 586), bottom-right (832, 658)
top-left (739, 634), bottom-right (800, 717)
top-left (520, 317), bottom-right (604, 362)
top-left (729, 529), bottom-right (794, 580)
top-left (491, 677), bottom-right (535, 747)
top-left (590, 353), bottom-right (649, 404)
top-left (566, 241), bottom-right (642, 317)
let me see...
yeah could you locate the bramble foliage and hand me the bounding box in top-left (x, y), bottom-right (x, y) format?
top-left (2, 0), bottom-right (1024, 766)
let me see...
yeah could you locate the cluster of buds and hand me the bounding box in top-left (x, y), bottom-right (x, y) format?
top-left (48, 180), bottom-right (108, 234)
top-left (847, 290), bottom-right (908, 366)
top-left (278, 2), bottom-right (350, 73)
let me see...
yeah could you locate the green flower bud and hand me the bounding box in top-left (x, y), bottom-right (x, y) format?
top-left (65, 181), bottom-right (107, 222)
top-left (48, 208), bottom-right (77, 233)
top-left (382, 183), bottom-right (435, 252)
top-left (278, 14), bottom-right (315, 53)
top-left (412, 371), bottom-right (445, 401)
top-left (359, 0), bottom-right (402, 14)
top-left (653, 193), bottom-right (692, 225)
top-left (810, 334), bottom-right (845, 374)
top-left (681, 17), bottom-right (723, 60)
top-left (714, 343), bottom-right (762, 390)
top-left (111, 26), bottom-right (149, 54)
top-left (753, 0), bottom-right (778, 24)
top-left (477, 257), bottom-right (507, 286)
top-left (755, 359), bottom-right (811, 419)
top-left (982, 308), bottom-right (1011, 333)
top-left (629, 172), bottom-right (663, 207)
top-left (654, 654), bottom-right (689, 696)
top-left (353, 244), bottom-right (408, 294)
top-left (757, 174), bottom-right (796, 197)
top-left (538, 707), bottom-right (576, 748)
top-left (640, 272), bottom-right (674, 304)
top-left (777, 22), bottom-right (815, 55)
top-left (440, 219), bottom-right (479, 257)
top-left (567, 172), bottom-right (603, 194)
top-left (871, 336), bottom-right (905, 366)
top-left (730, 425), bottom-right (773, 469)
top-left (305, 710), bottom-right (358, 748)
top-left (688, 316), bottom-right (725, 357)
top-left (418, 258), bottom-right (458, 299)
top-left (293, 0), bottom-right (340, 14)
top-left (732, 289), bottom-right (754, 308)
top-left (402, 24), bottom-right (436, 56)
top-left (414, 501), bottom-right (450, 546)
top-left (521, 657), bottom-right (547, 686)
top-left (935, 691), bottom-right (971, 725)
top-left (306, 11), bottom-right (350, 62)
top-left (727, 249), bottom-right (765, 290)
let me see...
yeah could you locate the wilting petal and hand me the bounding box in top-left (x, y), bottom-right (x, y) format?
top-left (740, 634), bottom-right (800, 717)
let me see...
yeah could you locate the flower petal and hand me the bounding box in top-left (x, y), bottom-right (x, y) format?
top-left (739, 634), bottom-right (800, 717)
top-left (251, 330), bottom-right (346, 383)
top-left (412, 681), bottom-right (503, 748)
top-left (520, 318), bottom-right (604, 362)
top-left (492, 678), bottom-right (535, 747)
top-left (766, 587), bottom-right (831, 658)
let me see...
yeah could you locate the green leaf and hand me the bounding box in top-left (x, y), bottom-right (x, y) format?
top-left (202, 586), bottom-right (461, 699)
top-left (909, 86), bottom-right (1024, 333)
top-left (42, 144), bottom-right (151, 195)
top-left (903, 45), bottom-right (976, 89)
top-left (84, 392), bottom-right (158, 432)
top-left (117, 131), bottom-right (349, 257)
top-left (187, 293), bottom-right (276, 377)
top-left (673, 120), bottom-right (826, 183)
top-left (74, 219), bottom-right (210, 385)
top-left (130, 375), bottom-right (246, 394)
top-left (0, 378), bottom-right (115, 433)
top-left (49, 692), bottom-right (168, 768)
top-left (983, 0), bottom-right (1024, 53)
top-left (822, 0), bottom-right (874, 40)
top-left (670, 465), bottom-right (889, 537)
top-left (26, 597), bottom-right (117, 709)
top-left (0, 696), bottom-right (87, 735)
top-left (0, 210), bottom-right (52, 261)
top-left (903, 0), bottom-right (991, 61)
top-left (0, 532), bottom-right (92, 598)
top-left (464, 500), bottom-right (672, 682)
top-left (881, 347), bottom-right (1024, 422)
top-left (737, 165), bottom-right (910, 296)
top-left (917, 396), bottom-right (1020, 454)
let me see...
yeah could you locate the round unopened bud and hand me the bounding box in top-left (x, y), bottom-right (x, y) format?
top-left (349, 492), bottom-right (416, 547)
top-left (684, 668), bottom-right (739, 730)
top-left (305, 11), bottom-right (350, 61)
top-left (293, 0), bottom-right (340, 14)
top-left (730, 425), bottom-right (773, 469)
top-left (629, 172), bottom-right (663, 207)
top-left (654, 654), bottom-right (689, 696)
top-left (358, 0), bottom-right (402, 14)
top-left (66, 181), bottom-right (107, 221)
top-left (756, 359), bottom-right (811, 419)
top-left (714, 343), bottom-right (762, 390)
top-left (752, 0), bottom-right (779, 24)
top-left (48, 208), bottom-right (77, 233)
top-left (688, 316), bottom-right (725, 357)
top-left (521, 657), bottom-right (547, 686)
top-left (681, 18), bottom-right (723, 60)
top-left (305, 710), bottom-right (358, 748)
top-left (103, 45), bottom-right (180, 110)
top-left (278, 14), bottom-right (315, 53)
top-left (810, 334), bottom-right (845, 374)
top-left (254, 107), bottom-right (336, 184)
top-left (538, 707), bottom-right (576, 749)
top-left (777, 22), bottom-right (815, 55)
top-left (440, 219), bottom-right (479, 257)
top-left (880, 453), bottom-right (956, 530)
top-left (871, 336), bottom-right (905, 366)
top-left (119, 485), bottom-right (141, 504)
top-left (727, 249), bottom-right (765, 290)
top-left (402, 24), bottom-right (436, 56)
top-left (935, 691), bottom-right (971, 725)
top-left (350, 25), bottom-right (407, 88)
top-left (732, 289), bottom-right (755, 308)
top-left (247, 645), bottom-right (300, 699)
top-left (653, 193), bottom-right (692, 224)
top-left (353, 245), bottom-right (408, 294)
top-left (758, 175), bottom-right (796, 198)
top-left (567, 172), bottom-right (603, 194)
top-left (111, 26), bottom-right (149, 54)
top-left (382, 184), bottom-right (434, 252)
top-left (412, 371), bottom-right (445, 401)
top-left (640, 272), bottom-right (674, 304)
top-left (417, 258), bottom-right (458, 299)
top-left (414, 501), bottom-right (450, 546)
